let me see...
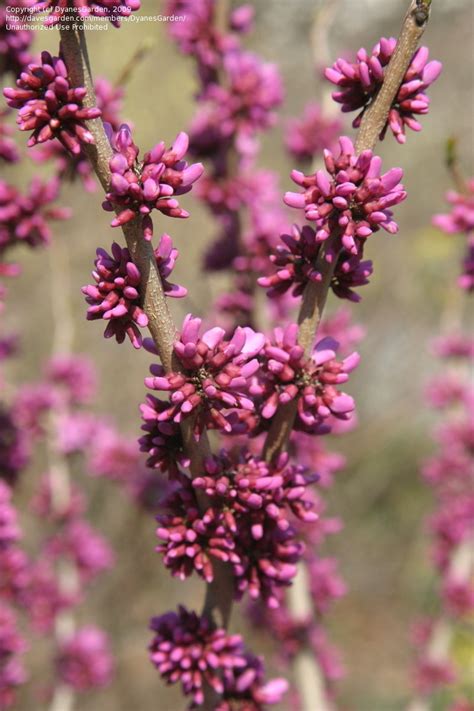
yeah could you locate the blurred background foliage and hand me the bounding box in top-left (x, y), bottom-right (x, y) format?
top-left (2, 0), bottom-right (473, 709)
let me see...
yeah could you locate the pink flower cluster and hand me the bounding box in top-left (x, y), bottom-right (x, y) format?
top-left (0, 482), bottom-right (28, 708)
top-left (144, 314), bottom-right (264, 439)
top-left (4, 51), bottom-right (102, 153)
top-left (325, 38), bottom-right (442, 143)
top-left (165, 0), bottom-right (253, 78)
top-left (411, 211), bottom-right (473, 704)
top-left (156, 450), bottom-right (316, 607)
top-left (83, 243), bottom-right (146, 349)
top-left (258, 223), bottom-right (373, 303)
top-left (258, 137), bottom-right (405, 303)
top-left (285, 101), bottom-right (342, 163)
top-left (149, 605), bottom-right (287, 708)
top-left (0, 177), bottom-right (69, 253)
top-left (0, 1), bottom-right (33, 76)
top-left (433, 179), bottom-right (474, 292)
top-left (56, 626), bottom-right (113, 691)
top-left (0, 352), bottom-right (167, 704)
top-left (0, 111), bottom-right (20, 164)
top-left (198, 50), bottom-right (283, 151)
top-left (103, 124), bottom-right (203, 238)
top-left (284, 136), bottom-right (406, 253)
top-left (83, 237), bottom-right (186, 348)
top-left (31, 76), bottom-right (125, 192)
top-left (257, 326), bottom-right (359, 434)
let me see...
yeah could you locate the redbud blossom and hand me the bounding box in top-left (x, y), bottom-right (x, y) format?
top-left (325, 38), bottom-right (442, 143)
top-left (257, 325), bottom-right (359, 434)
top-left (103, 124), bottom-right (203, 239)
top-left (144, 314), bottom-right (264, 439)
top-left (149, 606), bottom-right (247, 706)
top-left (284, 136), bottom-right (406, 258)
top-left (4, 52), bottom-right (102, 153)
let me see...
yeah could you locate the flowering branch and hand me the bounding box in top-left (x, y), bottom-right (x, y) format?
top-left (355, 0), bottom-right (433, 153)
top-left (262, 3), bottom-right (435, 709)
top-left (264, 0), bottom-right (434, 462)
top-left (58, 26), bottom-right (177, 370)
top-left (57, 24), bottom-right (235, 646)
top-left (0, 0), bottom-right (437, 706)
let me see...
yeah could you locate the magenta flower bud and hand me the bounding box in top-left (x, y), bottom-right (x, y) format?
top-left (180, 162), bottom-right (204, 186)
top-left (0, 4), bottom-right (33, 76)
top-left (285, 102), bottom-right (342, 163)
top-left (57, 627), bottom-right (113, 691)
top-left (284, 192), bottom-right (306, 209)
top-left (169, 131), bottom-right (189, 160)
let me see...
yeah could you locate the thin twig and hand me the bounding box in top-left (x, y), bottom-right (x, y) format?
top-left (114, 38), bottom-right (155, 89)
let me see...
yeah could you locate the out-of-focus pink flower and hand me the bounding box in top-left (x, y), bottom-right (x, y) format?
top-left (433, 181), bottom-right (474, 237)
top-left (285, 102), bottom-right (342, 162)
top-left (199, 50), bottom-right (283, 150)
top-left (45, 520), bottom-right (114, 582)
top-left (307, 557), bottom-right (347, 614)
top-left (45, 355), bottom-right (97, 405)
top-left (0, 601), bottom-right (27, 710)
top-left (442, 577), bottom-right (474, 617)
top-left (12, 383), bottom-right (55, 437)
top-left (57, 626), bottom-right (114, 691)
top-left (414, 657), bottom-right (456, 695)
top-left (30, 474), bottom-right (85, 522)
top-left (0, 408), bottom-right (30, 486)
top-left (0, 112), bottom-right (20, 164)
top-left (0, 177), bottom-right (70, 256)
top-left (433, 180), bottom-right (474, 292)
top-left (24, 562), bottom-right (77, 633)
top-left (0, 2), bottom-right (33, 76)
